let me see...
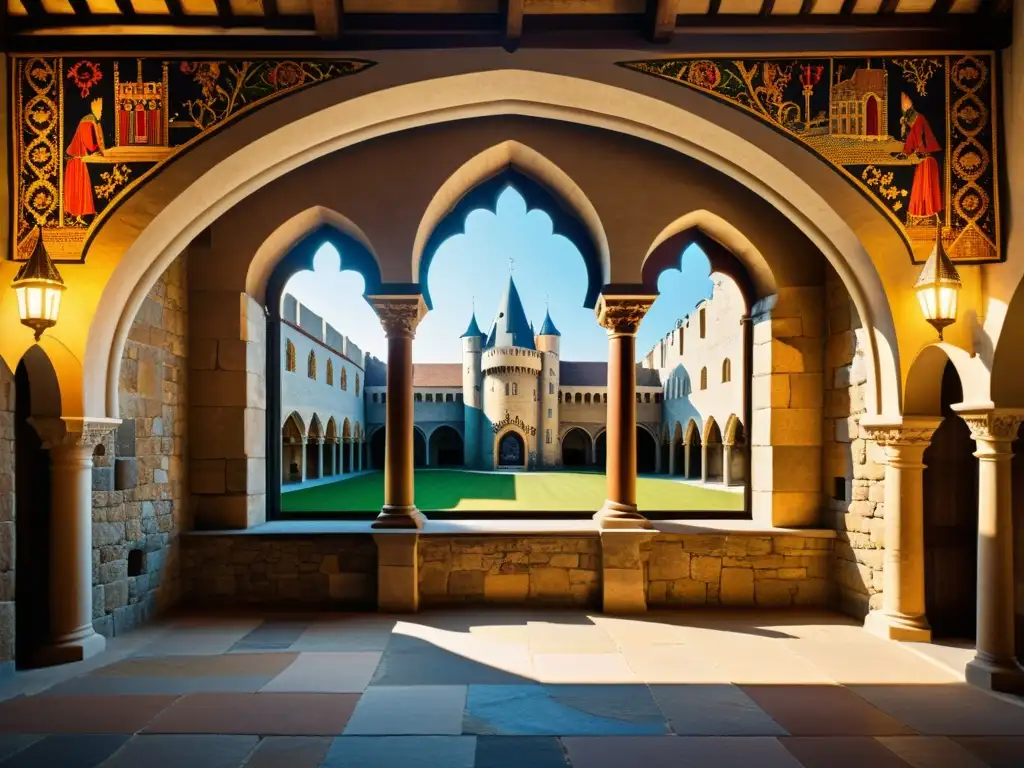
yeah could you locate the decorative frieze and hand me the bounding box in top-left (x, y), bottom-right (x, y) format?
top-left (29, 416), bottom-right (121, 451)
top-left (369, 295), bottom-right (427, 338)
top-left (595, 295), bottom-right (655, 335)
top-left (955, 408), bottom-right (1024, 443)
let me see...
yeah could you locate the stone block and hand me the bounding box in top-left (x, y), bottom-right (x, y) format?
top-left (451, 553), bottom-right (483, 571)
top-left (191, 459), bottom-right (226, 495)
top-left (603, 568), bottom-right (646, 613)
top-left (752, 490), bottom-right (821, 529)
top-left (647, 580), bottom-right (667, 604)
top-left (668, 579), bottom-right (706, 605)
top-left (755, 579), bottom-right (795, 607)
top-left (104, 580), bottom-right (129, 612)
top-left (375, 534), bottom-right (418, 567)
top-left (548, 553), bottom-right (579, 568)
top-left (329, 573), bottom-right (369, 602)
top-left (720, 567), bottom-right (755, 606)
top-left (752, 408), bottom-right (823, 447)
top-left (690, 555), bottom-right (722, 583)
top-left (378, 564), bottom-right (418, 612)
top-left (789, 373), bottom-right (824, 409)
top-left (530, 568), bottom-right (570, 598)
top-left (751, 373), bottom-right (791, 410)
top-left (190, 370), bottom-right (249, 408)
top-left (420, 562), bottom-right (449, 596)
top-left (0, 522), bottom-right (12, 572)
top-left (94, 522), bottom-right (126, 547)
top-left (750, 446), bottom-right (821, 493)
top-left (225, 458), bottom-right (266, 495)
top-left (114, 458), bottom-right (138, 491)
top-left (448, 570), bottom-right (484, 596)
top-left (484, 573), bottom-right (529, 601)
top-left (92, 467), bottom-right (115, 492)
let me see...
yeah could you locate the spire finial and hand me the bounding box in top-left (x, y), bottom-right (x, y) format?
top-left (509, 256), bottom-right (514, 275)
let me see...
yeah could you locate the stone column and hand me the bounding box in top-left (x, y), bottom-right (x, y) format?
top-left (594, 294), bottom-right (655, 529)
top-left (862, 418), bottom-right (941, 642)
top-left (370, 295), bottom-right (427, 529)
top-left (683, 441), bottom-right (691, 478)
top-left (956, 408), bottom-right (1024, 692)
top-left (356, 440), bottom-right (362, 472)
top-left (654, 439), bottom-right (662, 474)
top-left (723, 443), bottom-right (734, 486)
top-left (668, 439), bottom-right (677, 476)
top-left (317, 439), bottom-right (325, 480)
top-left (334, 440), bottom-right (341, 475)
top-left (701, 444), bottom-right (709, 483)
top-left (30, 417), bottom-right (120, 664)
top-left (300, 438), bottom-right (307, 481)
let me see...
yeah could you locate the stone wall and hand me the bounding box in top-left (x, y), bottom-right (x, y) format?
top-left (0, 361), bottom-right (14, 674)
top-left (91, 256), bottom-right (189, 637)
top-left (822, 270), bottom-right (886, 619)
top-left (181, 534), bottom-right (377, 608)
top-left (419, 537), bottom-right (601, 607)
top-left (646, 532), bottom-right (834, 607)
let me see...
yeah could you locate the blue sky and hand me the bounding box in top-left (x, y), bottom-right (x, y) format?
top-left (284, 186), bottom-right (715, 363)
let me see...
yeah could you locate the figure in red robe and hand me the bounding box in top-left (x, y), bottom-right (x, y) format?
top-left (896, 91), bottom-right (943, 221)
top-left (64, 97), bottom-right (105, 218)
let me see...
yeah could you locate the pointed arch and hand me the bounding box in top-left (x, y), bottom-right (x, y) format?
top-left (704, 416), bottom-right (723, 445)
top-left (326, 417), bottom-right (338, 440)
top-left (673, 421), bottom-right (683, 442)
top-left (283, 411), bottom-right (306, 437)
top-left (722, 358), bottom-right (732, 383)
top-left (342, 417), bottom-right (352, 439)
top-left (285, 339), bottom-right (297, 372)
top-left (412, 141), bottom-right (610, 310)
top-left (684, 419), bottom-right (701, 445)
top-left (724, 414), bottom-right (743, 445)
top-left (700, 367), bottom-right (708, 390)
top-left (308, 414), bottom-right (324, 439)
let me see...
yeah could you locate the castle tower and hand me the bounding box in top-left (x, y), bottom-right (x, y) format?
top-left (481, 274), bottom-right (542, 469)
top-left (536, 308), bottom-right (562, 468)
top-left (461, 311), bottom-right (486, 468)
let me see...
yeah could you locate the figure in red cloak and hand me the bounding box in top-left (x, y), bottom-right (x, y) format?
top-left (64, 97), bottom-right (105, 218)
top-left (894, 91), bottom-right (943, 221)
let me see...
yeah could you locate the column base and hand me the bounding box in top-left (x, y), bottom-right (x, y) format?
top-left (34, 628), bottom-right (106, 667)
top-left (372, 506), bottom-right (427, 529)
top-left (966, 656), bottom-right (1024, 693)
top-left (593, 500), bottom-right (651, 530)
top-left (864, 609), bottom-right (932, 642)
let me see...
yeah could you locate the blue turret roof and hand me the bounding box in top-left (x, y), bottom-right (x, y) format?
top-left (538, 309), bottom-right (561, 337)
top-left (485, 275), bottom-right (536, 350)
top-left (461, 313), bottom-right (485, 338)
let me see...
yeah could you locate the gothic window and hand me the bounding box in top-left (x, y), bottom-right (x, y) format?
top-left (426, 393), bottom-right (434, 403)
top-left (308, 351), bottom-right (317, 380)
top-left (341, 367), bottom-right (348, 391)
top-left (547, 408), bottom-right (552, 418)
top-left (457, 393), bottom-right (464, 403)
top-left (644, 393), bottom-right (651, 403)
top-left (549, 383), bottom-right (554, 395)
top-left (446, 393), bottom-right (454, 402)
top-left (722, 358), bottom-right (732, 383)
top-left (679, 328), bottom-right (684, 355)
top-left (505, 382), bottom-right (510, 396)
top-left (558, 391), bottom-right (563, 403)
top-left (699, 308), bottom-right (706, 339)
top-left (584, 394), bottom-right (591, 405)
top-left (326, 360), bottom-right (334, 386)
top-left (546, 429), bottom-right (552, 444)
top-left (285, 340), bottom-right (296, 372)
top-left (512, 383), bottom-right (518, 396)
top-left (574, 393), bottom-right (582, 404)
top-left (415, 393), bottom-right (423, 403)
top-left (636, 393), bottom-right (641, 404)
top-left (549, 368), bottom-right (555, 377)
top-left (700, 367), bottom-right (708, 390)
top-left (355, 374), bottom-right (360, 396)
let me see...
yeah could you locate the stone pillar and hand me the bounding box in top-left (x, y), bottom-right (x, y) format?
top-left (862, 418), bottom-right (941, 642)
top-left (370, 295), bottom-right (427, 529)
top-left (593, 294), bottom-right (655, 529)
top-left (701, 444), bottom-right (709, 483)
top-left (300, 438), bottom-right (307, 481)
top-left (668, 439), bottom-right (677, 476)
top-left (374, 533), bottom-right (420, 612)
top-left (356, 440), bottom-right (362, 472)
top-left (317, 439), bottom-right (325, 480)
top-left (334, 440), bottom-right (341, 475)
top-left (600, 531), bottom-right (655, 613)
top-left (683, 441), bottom-right (691, 478)
top-left (654, 440), bottom-right (662, 474)
top-left (348, 438), bottom-right (355, 475)
top-left (723, 443), bottom-right (734, 486)
top-left (956, 408), bottom-right (1024, 692)
top-left (30, 417), bottom-right (120, 664)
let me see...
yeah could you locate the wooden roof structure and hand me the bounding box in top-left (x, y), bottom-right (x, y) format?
top-left (2, 0), bottom-right (1012, 51)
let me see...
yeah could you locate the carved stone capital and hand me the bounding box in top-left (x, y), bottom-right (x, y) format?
top-left (953, 406), bottom-right (1024, 444)
top-left (595, 294), bottom-right (656, 335)
top-left (860, 417), bottom-right (942, 465)
top-left (28, 417), bottom-right (122, 452)
top-left (369, 294), bottom-right (427, 338)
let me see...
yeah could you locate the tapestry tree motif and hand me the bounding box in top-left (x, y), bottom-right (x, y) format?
top-left (619, 54), bottom-right (1000, 264)
top-left (12, 57), bottom-right (375, 262)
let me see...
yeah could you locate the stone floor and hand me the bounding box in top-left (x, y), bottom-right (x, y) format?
top-left (1, 609), bottom-right (1023, 767)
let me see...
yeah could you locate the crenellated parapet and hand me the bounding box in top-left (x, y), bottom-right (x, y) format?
top-left (482, 346), bottom-right (542, 376)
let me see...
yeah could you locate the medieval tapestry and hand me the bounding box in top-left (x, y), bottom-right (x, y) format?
top-left (11, 57), bottom-right (375, 262)
top-left (619, 54), bottom-right (1000, 264)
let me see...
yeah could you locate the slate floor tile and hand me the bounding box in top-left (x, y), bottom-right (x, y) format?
top-left (260, 653), bottom-right (381, 693)
top-left (42, 675), bottom-right (273, 696)
top-left (463, 685), bottom-right (667, 736)
top-left (370, 650), bottom-right (526, 686)
top-left (562, 735), bottom-right (804, 768)
top-left (343, 686), bottom-right (467, 735)
top-left (240, 736), bottom-right (332, 768)
top-left (780, 736), bottom-right (914, 768)
top-left (877, 736), bottom-right (990, 768)
top-left (953, 736), bottom-right (1024, 768)
top-left (143, 693), bottom-right (358, 736)
top-left (0, 695), bottom-right (179, 734)
top-left (649, 684), bottom-right (788, 736)
top-left (230, 622), bottom-right (309, 652)
top-left (95, 654), bottom-right (298, 679)
top-left (321, 736), bottom-right (476, 768)
top-left (0, 734), bottom-right (129, 768)
top-left (96, 735), bottom-right (258, 768)
top-left (474, 736), bottom-right (568, 768)
top-left (739, 685), bottom-right (916, 736)
top-left (850, 684), bottom-right (1024, 736)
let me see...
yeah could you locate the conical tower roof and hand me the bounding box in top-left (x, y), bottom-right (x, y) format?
top-left (461, 312), bottom-right (485, 338)
top-left (485, 274), bottom-right (536, 350)
top-left (538, 308), bottom-right (561, 337)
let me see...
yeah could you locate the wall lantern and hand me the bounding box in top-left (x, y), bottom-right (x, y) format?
top-left (12, 228), bottom-right (66, 342)
top-left (914, 225), bottom-right (961, 341)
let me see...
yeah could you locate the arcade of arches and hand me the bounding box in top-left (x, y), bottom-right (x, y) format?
top-left (2, 30), bottom-right (1024, 703)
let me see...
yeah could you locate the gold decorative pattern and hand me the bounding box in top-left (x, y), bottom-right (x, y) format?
top-left (619, 53), bottom-right (1001, 264)
top-left (370, 296), bottom-right (427, 337)
top-left (492, 411), bottom-right (537, 438)
top-left (11, 56), bottom-right (375, 263)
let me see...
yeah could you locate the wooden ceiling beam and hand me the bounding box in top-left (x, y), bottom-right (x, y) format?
top-left (707, 0), bottom-right (722, 14)
top-left (213, 0), bottom-right (233, 20)
top-left (645, 0), bottom-right (677, 43)
top-left (879, 0), bottom-right (900, 12)
top-left (931, 0), bottom-right (954, 12)
top-left (68, 0), bottom-right (93, 15)
top-left (164, 0), bottom-right (185, 18)
top-left (501, 0), bottom-right (523, 50)
top-left (839, 0), bottom-right (857, 13)
top-left (759, 0), bottom-right (777, 16)
top-left (311, 0), bottom-right (344, 39)
top-left (798, 0), bottom-right (816, 13)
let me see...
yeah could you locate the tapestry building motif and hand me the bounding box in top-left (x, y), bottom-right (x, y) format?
top-left (620, 54), bottom-right (999, 263)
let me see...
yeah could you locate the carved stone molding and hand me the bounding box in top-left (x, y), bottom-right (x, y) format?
top-left (596, 295), bottom-right (656, 335)
top-left (28, 416), bottom-right (122, 452)
top-left (861, 417), bottom-right (942, 454)
top-left (954, 408), bottom-right (1024, 443)
top-left (369, 295), bottom-right (427, 338)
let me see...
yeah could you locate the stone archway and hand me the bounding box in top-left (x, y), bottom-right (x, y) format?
top-left (370, 428), bottom-right (386, 470)
top-left (496, 429), bottom-right (527, 469)
top-left (414, 427), bottom-right (428, 468)
top-left (429, 426), bottom-right (464, 467)
top-left (636, 426), bottom-right (658, 475)
top-left (561, 427), bottom-right (592, 467)
top-left (704, 418), bottom-right (724, 483)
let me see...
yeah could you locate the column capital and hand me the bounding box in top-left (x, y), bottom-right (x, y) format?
top-left (952, 406), bottom-right (1024, 445)
top-left (28, 416), bottom-right (121, 451)
top-left (861, 416), bottom-right (943, 447)
top-left (595, 294), bottom-right (656, 335)
top-left (369, 294), bottom-right (427, 338)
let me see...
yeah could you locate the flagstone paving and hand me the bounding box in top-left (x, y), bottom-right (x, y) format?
top-left (1, 609), bottom-right (1022, 766)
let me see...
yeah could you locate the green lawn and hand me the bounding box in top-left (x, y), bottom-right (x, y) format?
top-left (281, 469), bottom-right (744, 513)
